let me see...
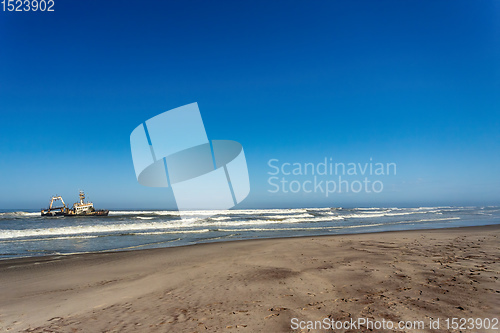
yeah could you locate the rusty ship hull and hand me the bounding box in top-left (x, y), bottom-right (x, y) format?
top-left (64, 210), bottom-right (109, 217)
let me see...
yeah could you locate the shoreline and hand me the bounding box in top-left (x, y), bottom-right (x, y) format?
top-left (1, 225), bottom-right (498, 332)
top-left (0, 223), bottom-right (499, 264)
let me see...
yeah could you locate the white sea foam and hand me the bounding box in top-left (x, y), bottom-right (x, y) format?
top-left (0, 235), bottom-right (101, 243)
top-left (105, 207), bottom-right (464, 220)
top-left (109, 210), bottom-right (179, 216)
top-left (0, 220), bottom-right (199, 240)
top-left (414, 217), bottom-right (460, 222)
top-left (257, 213), bottom-right (313, 220)
top-left (210, 216), bottom-right (231, 221)
top-left (0, 211), bottom-right (39, 218)
top-left (283, 216), bottom-right (344, 223)
top-left (109, 208), bottom-right (310, 216)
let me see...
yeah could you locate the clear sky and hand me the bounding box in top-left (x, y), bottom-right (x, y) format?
top-left (1, 0), bottom-right (499, 210)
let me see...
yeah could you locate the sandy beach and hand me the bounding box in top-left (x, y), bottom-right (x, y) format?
top-left (0, 225), bottom-right (498, 332)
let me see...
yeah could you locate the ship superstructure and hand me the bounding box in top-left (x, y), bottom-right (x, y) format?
top-left (71, 191), bottom-right (95, 215)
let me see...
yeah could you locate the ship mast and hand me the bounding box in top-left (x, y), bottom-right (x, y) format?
top-left (79, 191), bottom-right (85, 205)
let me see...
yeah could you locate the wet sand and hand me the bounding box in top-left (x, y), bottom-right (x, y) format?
top-left (0, 225), bottom-right (498, 332)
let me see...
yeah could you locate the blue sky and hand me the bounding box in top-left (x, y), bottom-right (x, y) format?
top-left (1, 0), bottom-right (499, 209)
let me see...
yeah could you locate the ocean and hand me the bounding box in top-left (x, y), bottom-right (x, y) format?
top-left (0, 206), bottom-right (499, 260)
